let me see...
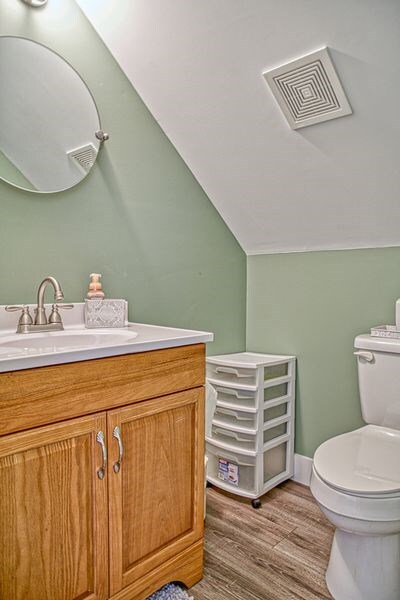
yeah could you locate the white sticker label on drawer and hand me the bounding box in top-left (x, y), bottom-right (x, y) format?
top-left (218, 458), bottom-right (239, 486)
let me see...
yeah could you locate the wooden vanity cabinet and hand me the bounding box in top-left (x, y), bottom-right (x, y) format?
top-left (0, 344), bottom-right (205, 600)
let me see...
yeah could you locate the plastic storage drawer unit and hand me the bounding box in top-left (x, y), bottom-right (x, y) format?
top-left (206, 351), bottom-right (296, 508)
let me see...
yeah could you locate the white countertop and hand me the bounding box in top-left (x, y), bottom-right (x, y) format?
top-left (0, 303), bottom-right (213, 373)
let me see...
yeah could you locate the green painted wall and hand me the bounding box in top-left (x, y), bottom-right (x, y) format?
top-left (0, 0), bottom-right (246, 355)
top-left (247, 247), bottom-right (400, 457)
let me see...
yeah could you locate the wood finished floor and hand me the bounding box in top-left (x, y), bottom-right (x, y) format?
top-left (191, 481), bottom-right (334, 600)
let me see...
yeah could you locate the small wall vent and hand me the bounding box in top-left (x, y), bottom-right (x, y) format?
top-left (263, 47), bottom-right (352, 129)
top-left (67, 143), bottom-right (97, 173)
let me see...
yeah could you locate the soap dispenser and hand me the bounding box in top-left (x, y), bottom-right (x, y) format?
top-left (87, 273), bottom-right (105, 299)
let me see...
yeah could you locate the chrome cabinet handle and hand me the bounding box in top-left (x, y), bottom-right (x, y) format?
top-left (113, 426), bottom-right (123, 473)
top-left (96, 431), bottom-right (107, 480)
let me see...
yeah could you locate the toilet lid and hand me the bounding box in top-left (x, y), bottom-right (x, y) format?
top-left (313, 425), bottom-right (400, 495)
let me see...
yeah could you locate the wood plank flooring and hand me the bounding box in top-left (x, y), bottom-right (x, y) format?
top-left (191, 481), bottom-right (334, 600)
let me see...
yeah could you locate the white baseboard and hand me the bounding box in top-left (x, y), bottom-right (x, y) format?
top-left (292, 453), bottom-right (313, 486)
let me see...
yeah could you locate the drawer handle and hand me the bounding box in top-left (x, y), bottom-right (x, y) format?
top-left (214, 427), bottom-right (237, 438)
top-left (215, 366), bottom-right (251, 378)
top-left (216, 407), bottom-right (236, 416)
top-left (113, 426), bottom-right (123, 474)
top-left (217, 387), bottom-right (252, 400)
top-left (216, 408), bottom-right (253, 420)
top-left (96, 431), bottom-right (107, 480)
top-left (215, 426), bottom-right (233, 435)
top-left (215, 366), bottom-right (239, 375)
top-left (214, 428), bottom-right (250, 442)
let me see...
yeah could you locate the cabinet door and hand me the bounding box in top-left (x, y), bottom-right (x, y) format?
top-left (0, 413), bottom-right (108, 600)
top-left (108, 388), bottom-right (204, 595)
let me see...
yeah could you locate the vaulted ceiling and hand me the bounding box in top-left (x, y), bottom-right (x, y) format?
top-left (77, 0), bottom-right (400, 254)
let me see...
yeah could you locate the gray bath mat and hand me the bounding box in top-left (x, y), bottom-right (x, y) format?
top-left (148, 582), bottom-right (194, 600)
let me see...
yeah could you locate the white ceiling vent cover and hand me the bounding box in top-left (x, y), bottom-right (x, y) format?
top-left (67, 143), bottom-right (97, 174)
top-left (263, 47), bottom-right (352, 129)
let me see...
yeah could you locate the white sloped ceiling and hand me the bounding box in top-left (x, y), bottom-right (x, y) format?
top-left (77, 0), bottom-right (400, 254)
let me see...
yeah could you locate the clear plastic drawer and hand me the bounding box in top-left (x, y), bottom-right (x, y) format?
top-left (206, 440), bottom-right (289, 493)
top-left (206, 442), bottom-right (256, 492)
top-left (210, 424), bottom-right (257, 451)
top-left (212, 384), bottom-right (257, 410)
top-left (213, 406), bottom-right (256, 431)
top-left (206, 363), bottom-right (256, 387)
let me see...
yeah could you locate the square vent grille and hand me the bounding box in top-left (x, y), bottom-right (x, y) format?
top-left (263, 47), bottom-right (352, 129)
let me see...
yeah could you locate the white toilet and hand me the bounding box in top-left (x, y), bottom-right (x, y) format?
top-left (311, 334), bottom-right (400, 600)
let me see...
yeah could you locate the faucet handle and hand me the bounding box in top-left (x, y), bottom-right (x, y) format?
top-left (53, 303), bottom-right (74, 310)
top-left (48, 303), bottom-right (73, 324)
top-left (5, 305), bottom-right (33, 326)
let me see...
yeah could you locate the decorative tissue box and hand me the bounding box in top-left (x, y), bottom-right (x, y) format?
top-left (85, 299), bottom-right (128, 328)
top-left (370, 325), bottom-right (400, 339)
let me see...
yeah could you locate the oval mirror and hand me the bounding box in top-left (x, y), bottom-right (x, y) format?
top-left (0, 36), bottom-right (102, 193)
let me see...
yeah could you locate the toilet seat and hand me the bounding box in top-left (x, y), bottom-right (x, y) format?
top-left (311, 466), bottom-right (400, 522)
top-left (313, 424), bottom-right (400, 497)
top-left (311, 425), bottom-right (400, 523)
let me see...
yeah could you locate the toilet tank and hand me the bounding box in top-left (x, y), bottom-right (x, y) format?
top-left (354, 335), bottom-right (400, 430)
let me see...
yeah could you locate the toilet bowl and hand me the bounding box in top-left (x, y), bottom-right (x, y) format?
top-left (311, 426), bottom-right (400, 600)
top-left (311, 334), bottom-right (400, 600)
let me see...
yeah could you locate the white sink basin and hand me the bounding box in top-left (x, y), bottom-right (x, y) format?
top-left (0, 303), bottom-right (213, 372)
top-left (0, 329), bottom-right (138, 355)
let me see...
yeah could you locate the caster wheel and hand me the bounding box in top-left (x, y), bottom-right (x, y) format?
top-left (251, 499), bottom-right (261, 509)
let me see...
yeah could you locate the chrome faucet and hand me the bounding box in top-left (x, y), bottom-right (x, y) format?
top-left (35, 276), bottom-right (64, 325)
top-left (5, 276), bottom-right (73, 333)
